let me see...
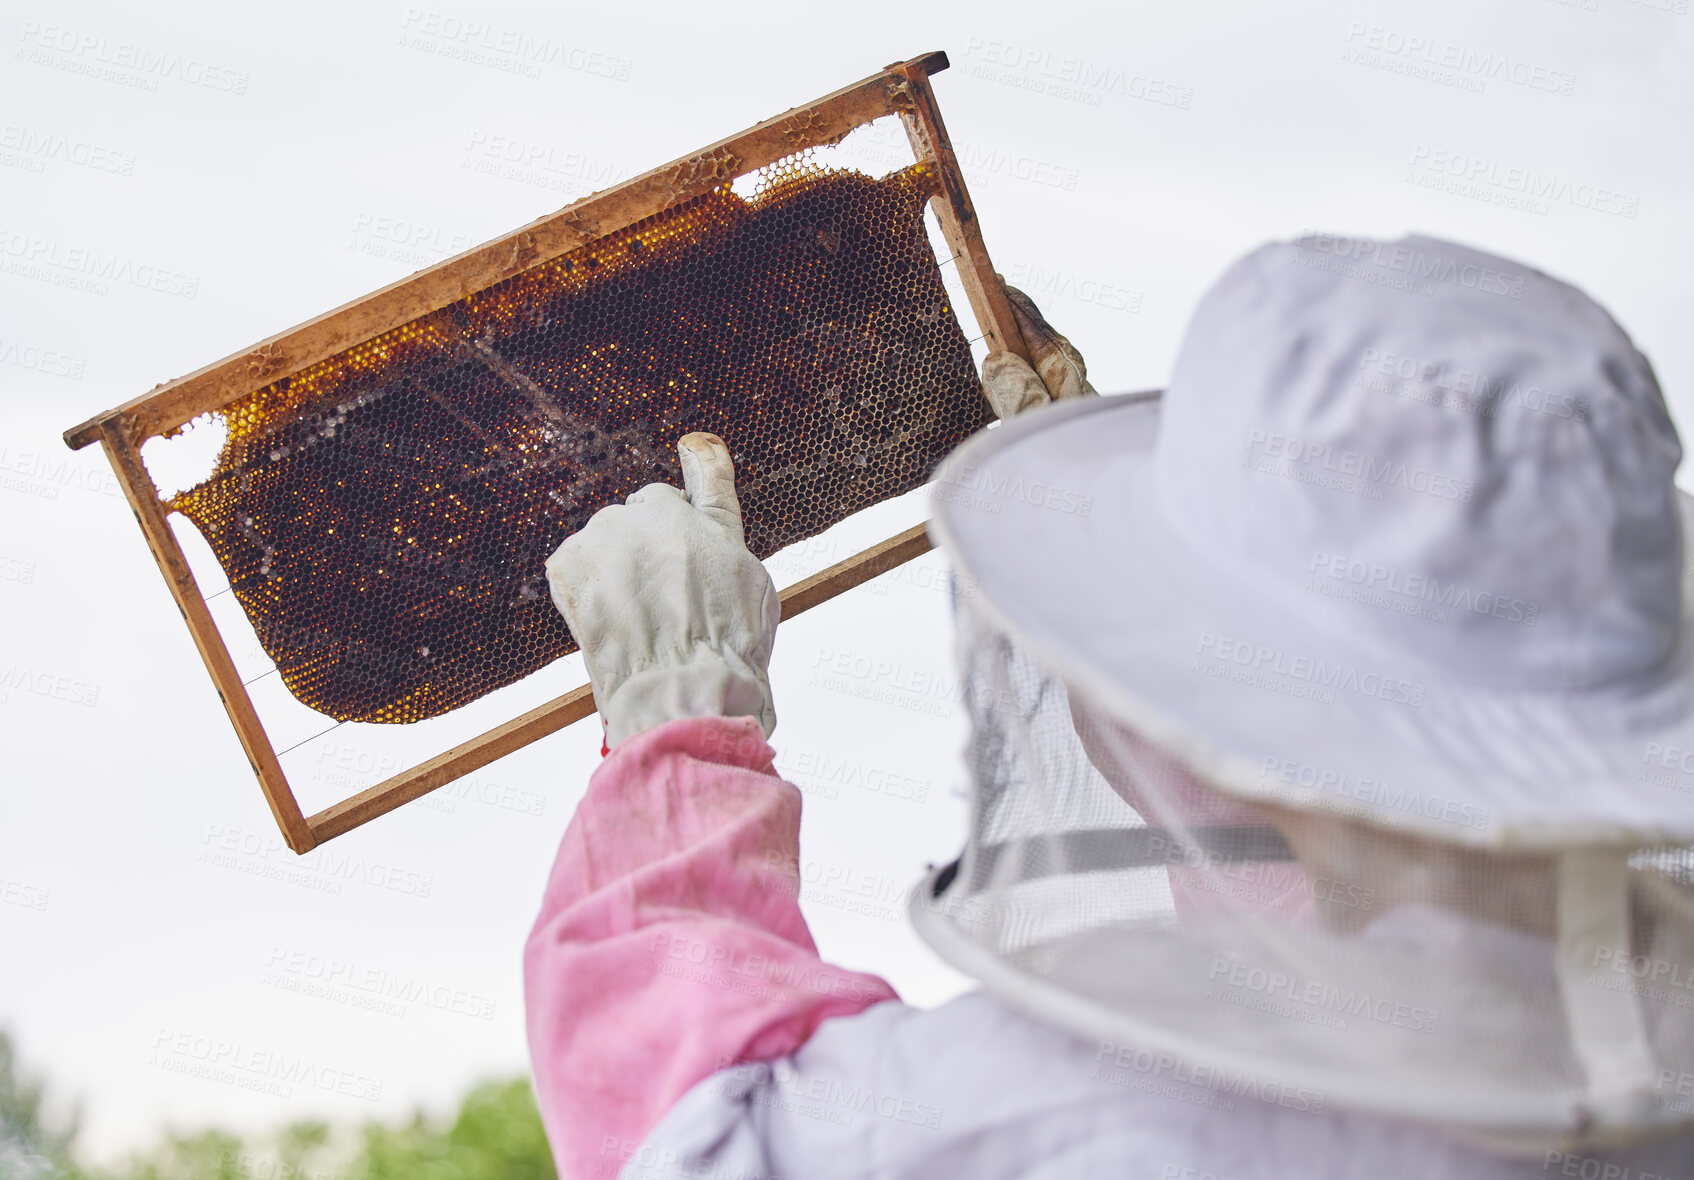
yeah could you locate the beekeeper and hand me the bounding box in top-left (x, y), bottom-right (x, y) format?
top-left (528, 233), bottom-right (1694, 1178)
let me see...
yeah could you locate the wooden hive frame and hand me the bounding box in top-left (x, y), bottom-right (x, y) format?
top-left (62, 50), bottom-right (1030, 853)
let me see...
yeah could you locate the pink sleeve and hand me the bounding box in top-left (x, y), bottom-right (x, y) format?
top-left (523, 714), bottom-right (900, 1179)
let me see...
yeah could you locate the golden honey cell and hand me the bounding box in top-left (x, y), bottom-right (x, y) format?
top-left (170, 158), bottom-right (989, 724)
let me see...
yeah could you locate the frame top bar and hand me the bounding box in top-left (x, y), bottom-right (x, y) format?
top-left (63, 50), bottom-right (952, 452)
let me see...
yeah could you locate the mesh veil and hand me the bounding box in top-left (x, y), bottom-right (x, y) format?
top-left (911, 584), bottom-right (1694, 1152)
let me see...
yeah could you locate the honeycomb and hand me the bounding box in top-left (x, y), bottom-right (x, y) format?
top-left (167, 155), bottom-right (989, 724)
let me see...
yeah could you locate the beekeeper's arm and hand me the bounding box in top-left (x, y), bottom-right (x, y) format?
top-left (525, 432), bottom-right (898, 1180)
top-left (524, 285), bottom-right (1091, 1178)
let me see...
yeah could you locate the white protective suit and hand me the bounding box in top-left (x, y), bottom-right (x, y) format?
top-left (538, 242), bottom-right (1694, 1179)
top-left (627, 989), bottom-right (1694, 1179)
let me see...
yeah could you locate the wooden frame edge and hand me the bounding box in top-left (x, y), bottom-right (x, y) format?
top-left (71, 51), bottom-right (1018, 850)
top-left (63, 50), bottom-right (953, 454)
top-left (97, 417), bottom-right (318, 853)
top-left (306, 522), bottom-right (934, 843)
top-left (894, 61), bottom-right (1031, 365)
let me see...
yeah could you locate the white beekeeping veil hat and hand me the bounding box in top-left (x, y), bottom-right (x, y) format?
top-left (914, 233), bottom-right (1694, 1153)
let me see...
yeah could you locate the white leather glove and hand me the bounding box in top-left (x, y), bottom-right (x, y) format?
top-left (981, 280), bottom-right (1098, 419)
top-left (544, 432), bottom-right (779, 749)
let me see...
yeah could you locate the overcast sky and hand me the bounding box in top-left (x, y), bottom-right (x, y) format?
top-left (2, 0), bottom-right (1691, 1161)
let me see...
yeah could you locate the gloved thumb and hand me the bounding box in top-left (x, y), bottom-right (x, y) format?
top-left (980, 351), bottom-right (1051, 419)
top-left (678, 432), bottom-right (746, 545)
top-left (1001, 280), bottom-right (1096, 401)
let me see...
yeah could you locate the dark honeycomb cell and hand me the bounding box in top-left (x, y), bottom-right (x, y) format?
top-left (169, 157), bottom-right (989, 724)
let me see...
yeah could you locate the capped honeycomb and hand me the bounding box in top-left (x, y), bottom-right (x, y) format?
top-left (167, 155), bottom-right (989, 724)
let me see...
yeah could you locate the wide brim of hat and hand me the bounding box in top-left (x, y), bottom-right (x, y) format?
top-left (931, 392), bottom-right (1694, 851)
